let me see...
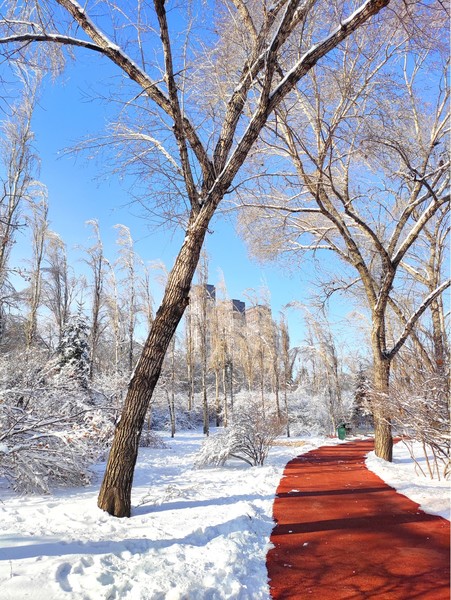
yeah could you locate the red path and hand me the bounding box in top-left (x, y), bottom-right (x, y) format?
top-left (266, 439), bottom-right (450, 599)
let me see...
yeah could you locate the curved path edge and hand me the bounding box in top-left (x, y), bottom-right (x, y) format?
top-left (266, 439), bottom-right (450, 599)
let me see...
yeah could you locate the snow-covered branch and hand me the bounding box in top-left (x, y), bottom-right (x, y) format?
top-left (387, 279), bottom-right (451, 359)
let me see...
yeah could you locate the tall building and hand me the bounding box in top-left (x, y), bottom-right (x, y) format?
top-left (245, 304), bottom-right (272, 332)
top-left (188, 283), bottom-right (274, 350)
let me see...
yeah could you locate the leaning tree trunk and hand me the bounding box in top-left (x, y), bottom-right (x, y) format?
top-left (372, 351), bottom-right (393, 461)
top-left (97, 213), bottom-right (209, 517)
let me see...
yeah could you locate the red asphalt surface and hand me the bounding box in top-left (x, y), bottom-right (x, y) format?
top-left (266, 439), bottom-right (450, 600)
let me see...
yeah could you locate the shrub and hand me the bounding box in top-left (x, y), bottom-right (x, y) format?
top-left (195, 405), bottom-right (284, 468)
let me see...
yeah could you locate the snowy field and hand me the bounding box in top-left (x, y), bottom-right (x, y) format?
top-left (0, 432), bottom-right (449, 600)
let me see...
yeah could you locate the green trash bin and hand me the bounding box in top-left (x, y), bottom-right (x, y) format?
top-left (337, 424), bottom-right (346, 440)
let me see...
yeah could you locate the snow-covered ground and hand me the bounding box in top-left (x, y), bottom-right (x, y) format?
top-left (366, 439), bottom-right (450, 520)
top-left (0, 432), bottom-right (449, 600)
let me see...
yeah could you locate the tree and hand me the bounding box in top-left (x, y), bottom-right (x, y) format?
top-left (0, 67), bottom-right (41, 341)
top-left (210, 274), bottom-right (232, 427)
top-left (56, 308), bottom-right (91, 389)
top-left (0, 0), bottom-right (391, 515)
top-left (400, 206), bottom-right (450, 378)
top-left (104, 258), bottom-right (121, 374)
top-left (194, 253), bottom-right (212, 436)
top-left (305, 309), bottom-right (346, 434)
top-left (42, 232), bottom-right (75, 345)
top-left (114, 224), bottom-right (138, 374)
top-left (24, 195), bottom-right (49, 349)
top-left (83, 220), bottom-right (106, 379)
top-left (237, 13), bottom-right (449, 460)
top-left (279, 313), bottom-right (293, 437)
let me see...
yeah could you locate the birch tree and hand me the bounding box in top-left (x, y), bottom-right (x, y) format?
top-left (0, 0), bottom-right (391, 515)
top-left (238, 14), bottom-right (449, 460)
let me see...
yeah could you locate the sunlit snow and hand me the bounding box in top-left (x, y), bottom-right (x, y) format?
top-left (0, 433), bottom-right (448, 599)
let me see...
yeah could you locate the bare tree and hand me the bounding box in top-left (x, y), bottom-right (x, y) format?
top-left (114, 224), bottom-right (139, 374)
top-left (42, 232), bottom-right (76, 344)
top-left (24, 194), bottom-right (48, 349)
top-left (0, 68), bottom-right (42, 339)
top-left (279, 311), bottom-right (298, 437)
top-left (238, 17), bottom-right (449, 460)
top-left (0, 0), bottom-right (391, 515)
top-left (82, 220), bottom-right (106, 379)
top-left (104, 258), bottom-right (121, 374)
top-left (304, 309), bottom-right (345, 434)
top-left (191, 252), bottom-right (212, 436)
top-left (210, 274), bottom-right (232, 427)
top-left (138, 261), bottom-right (156, 333)
top-left (400, 207), bottom-right (450, 378)
top-left (184, 301), bottom-right (195, 412)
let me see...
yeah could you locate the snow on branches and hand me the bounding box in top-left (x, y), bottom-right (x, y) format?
top-left (0, 349), bottom-right (114, 493)
top-left (195, 404), bottom-right (284, 468)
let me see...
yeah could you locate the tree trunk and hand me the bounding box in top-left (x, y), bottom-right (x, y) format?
top-left (202, 370), bottom-right (209, 436)
top-left (215, 370), bottom-right (221, 427)
top-left (169, 338), bottom-right (176, 438)
top-left (186, 309), bottom-right (194, 411)
top-left (222, 365), bottom-right (228, 427)
top-left (372, 352), bottom-right (393, 461)
top-left (284, 385), bottom-right (290, 438)
top-left (230, 361), bottom-right (234, 413)
top-left (431, 297), bottom-right (447, 376)
top-left (97, 218), bottom-right (208, 517)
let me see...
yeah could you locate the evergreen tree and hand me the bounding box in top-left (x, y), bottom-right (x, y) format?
top-left (57, 309), bottom-right (91, 389)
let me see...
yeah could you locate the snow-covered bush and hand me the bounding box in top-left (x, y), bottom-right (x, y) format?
top-left (0, 403), bottom-right (94, 493)
top-left (139, 427), bottom-right (167, 448)
top-left (0, 351), bottom-right (114, 493)
top-left (195, 404), bottom-right (284, 468)
top-left (391, 373), bottom-right (449, 480)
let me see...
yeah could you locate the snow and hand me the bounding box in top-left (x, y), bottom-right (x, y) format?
top-left (0, 433), bottom-right (448, 599)
top-left (366, 439), bottom-right (451, 520)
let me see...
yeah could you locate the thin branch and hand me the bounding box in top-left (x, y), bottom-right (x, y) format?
top-left (387, 279), bottom-right (451, 359)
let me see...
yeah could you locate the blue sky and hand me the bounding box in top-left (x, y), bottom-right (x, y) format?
top-left (10, 46), bottom-right (362, 351)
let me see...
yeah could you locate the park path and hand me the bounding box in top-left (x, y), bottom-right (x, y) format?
top-left (266, 439), bottom-right (450, 599)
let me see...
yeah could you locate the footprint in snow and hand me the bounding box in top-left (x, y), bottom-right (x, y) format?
top-left (56, 562), bottom-right (72, 592)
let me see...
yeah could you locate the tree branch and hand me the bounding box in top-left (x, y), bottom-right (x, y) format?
top-left (0, 33), bottom-right (103, 52)
top-left (269, 0), bottom-right (390, 111)
top-left (153, 0), bottom-right (199, 208)
top-left (386, 279), bottom-right (451, 359)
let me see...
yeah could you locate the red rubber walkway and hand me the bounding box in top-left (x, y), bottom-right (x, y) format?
top-left (266, 439), bottom-right (450, 599)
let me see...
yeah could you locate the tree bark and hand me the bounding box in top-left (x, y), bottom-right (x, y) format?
top-left (97, 213), bottom-right (209, 516)
top-left (372, 351), bottom-right (393, 461)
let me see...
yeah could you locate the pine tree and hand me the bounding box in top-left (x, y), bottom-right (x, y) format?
top-left (57, 308), bottom-right (91, 389)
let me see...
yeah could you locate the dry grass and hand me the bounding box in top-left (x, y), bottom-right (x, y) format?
top-left (272, 440), bottom-right (307, 447)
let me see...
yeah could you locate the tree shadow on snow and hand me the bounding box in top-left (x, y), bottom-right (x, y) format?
top-left (132, 492), bottom-right (273, 516)
top-left (0, 512), bottom-right (265, 561)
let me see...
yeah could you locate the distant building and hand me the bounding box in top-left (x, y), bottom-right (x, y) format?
top-left (205, 284), bottom-right (216, 302)
top-left (189, 284), bottom-right (276, 346)
top-left (232, 299), bottom-right (245, 315)
top-left (245, 304), bottom-right (272, 332)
